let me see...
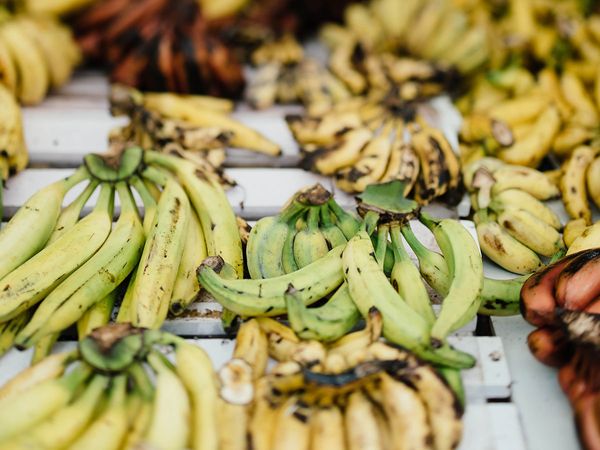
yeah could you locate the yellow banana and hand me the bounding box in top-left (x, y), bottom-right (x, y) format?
top-left (491, 165), bottom-right (560, 200)
top-left (560, 145), bottom-right (596, 224)
top-left (561, 72), bottom-right (599, 128)
top-left (568, 220), bottom-right (600, 255)
top-left (271, 396), bottom-right (311, 450)
top-left (304, 128), bottom-right (372, 176)
top-left (310, 405), bottom-right (346, 450)
top-left (586, 155), bottom-right (600, 210)
top-left (344, 390), bottom-right (383, 450)
top-left (0, 310), bottom-right (30, 356)
top-left (563, 219), bottom-right (588, 248)
top-left (233, 319), bottom-right (268, 378)
top-left (491, 188), bottom-right (561, 230)
top-left (77, 290), bottom-right (118, 339)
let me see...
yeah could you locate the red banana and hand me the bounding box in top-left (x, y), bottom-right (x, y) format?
top-left (574, 391), bottom-right (600, 450)
top-left (586, 299), bottom-right (600, 314)
top-left (527, 326), bottom-right (571, 367)
top-left (520, 254), bottom-right (578, 326)
top-left (555, 249), bottom-right (600, 311)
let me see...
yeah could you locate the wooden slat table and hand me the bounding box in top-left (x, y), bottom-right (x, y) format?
top-left (1, 70), bottom-right (575, 450)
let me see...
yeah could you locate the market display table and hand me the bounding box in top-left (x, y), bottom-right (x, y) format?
top-left (0, 71), bottom-right (577, 450)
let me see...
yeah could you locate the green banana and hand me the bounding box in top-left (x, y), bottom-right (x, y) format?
top-left (197, 245), bottom-right (345, 317)
top-left (0, 310), bottom-right (31, 356)
top-left (402, 223), bottom-right (525, 316)
top-left (144, 151), bottom-right (243, 278)
top-left (389, 225), bottom-right (436, 326)
top-left (327, 198), bottom-right (361, 239)
top-left (47, 179), bottom-right (99, 245)
top-left (285, 282), bottom-right (360, 342)
top-left (343, 232), bottom-right (475, 369)
top-left (420, 214), bottom-right (483, 340)
top-left (129, 175), bottom-right (157, 236)
top-left (282, 218), bottom-right (301, 274)
top-left (0, 183), bottom-right (114, 323)
top-left (16, 183), bottom-right (145, 347)
top-left (0, 166), bottom-right (88, 280)
top-left (246, 201), bottom-right (306, 279)
top-left (293, 206), bottom-right (330, 268)
top-left (131, 172), bottom-right (190, 328)
top-left (319, 204), bottom-right (347, 248)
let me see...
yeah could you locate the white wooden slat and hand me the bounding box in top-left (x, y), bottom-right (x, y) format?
top-left (0, 336), bottom-right (510, 405)
top-left (2, 168), bottom-right (459, 220)
top-left (459, 403), bottom-right (527, 450)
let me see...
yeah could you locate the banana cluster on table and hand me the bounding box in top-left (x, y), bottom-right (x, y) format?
top-left (464, 157), bottom-right (565, 274)
top-left (0, 9), bottom-right (80, 105)
top-left (0, 324), bottom-right (220, 450)
top-left (0, 147), bottom-right (243, 362)
top-left (287, 104), bottom-right (463, 201)
top-left (222, 317), bottom-right (464, 450)
top-left (108, 84), bottom-right (280, 184)
top-left (520, 249), bottom-right (600, 450)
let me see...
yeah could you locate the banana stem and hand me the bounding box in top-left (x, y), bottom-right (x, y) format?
top-left (400, 223), bottom-right (429, 259)
top-left (389, 225), bottom-right (410, 263)
top-left (319, 204), bottom-right (334, 227)
top-left (362, 211), bottom-right (380, 235)
top-left (128, 363), bottom-right (155, 401)
top-left (141, 165), bottom-right (172, 187)
top-left (418, 212), bottom-right (439, 231)
top-left (129, 176), bottom-right (157, 211)
top-left (279, 200), bottom-right (307, 224)
top-left (375, 225), bottom-right (389, 269)
top-left (108, 374), bottom-right (127, 405)
top-left (93, 183), bottom-right (115, 216)
top-left (306, 206), bottom-right (320, 231)
top-left (63, 166), bottom-right (91, 191)
top-left (66, 179), bottom-right (99, 216)
top-left (115, 182), bottom-right (139, 217)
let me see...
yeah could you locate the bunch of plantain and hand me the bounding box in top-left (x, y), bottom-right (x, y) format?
top-left (108, 84), bottom-right (281, 179)
top-left (0, 145), bottom-right (245, 361)
top-left (0, 323), bottom-right (223, 450)
top-left (319, 0), bottom-right (491, 77)
top-left (0, 7), bottom-right (80, 105)
top-left (0, 83), bottom-right (28, 194)
top-left (217, 316), bottom-right (465, 450)
top-left (521, 249), bottom-right (600, 450)
top-left (463, 157), bottom-right (566, 274)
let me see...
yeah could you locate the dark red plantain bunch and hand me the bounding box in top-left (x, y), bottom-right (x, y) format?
top-left (70, 0), bottom-right (355, 98)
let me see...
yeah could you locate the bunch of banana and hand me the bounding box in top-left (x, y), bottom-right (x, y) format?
top-left (287, 105), bottom-right (463, 203)
top-left (0, 323), bottom-right (222, 450)
top-left (0, 9), bottom-right (80, 105)
top-left (229, 316), bottom-right (465, 450)
top-left (463, 157), bottom-right (565, 274)
top-left (457, 66), bottom-right (563, 168)
top-left (0, 83), bottom-right (27, 189)
top-left (0, 146), bottom-right (244, 359)
top-left (109, 84), bottom-right (281, 168)
top-left (320, 0), bottom-right (491, 76)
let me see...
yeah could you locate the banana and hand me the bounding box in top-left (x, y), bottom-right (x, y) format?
top-left (491, 165), bottom-right (560, 200)
top-left (169, 209), bottom-right (208, 315)
top-left (0, 182), bottom-right (113, 322)
top-left (486, 94), bottom-right (548, 126)
top-left (561, 72), bottom-right (599, 128)
top-left (564, 219), bottom-right (588, 248)
top-left (389, 225), bottom-right (436, 326)
top-left (327, 198), bottom-right (361, 240)
top-left (31, 333), bottom-right (59, 365)
top-left (16, 183), bottom-right (144, 347)
top-left (343, 231), bottom-right (474, 368)
top-left (404, 365), bottom-right (463, 450)
top-left (319, 205), bottom-right (348, 248)
top-left (130, 175), bottom-right (190, 328)
top-left (490, 188), bottom-right (561, 230)
top-left (248, 379), bottom-right (278, 450)
top-left (0, 310), bottom-right (30, 356)
top-left (587, 155), bottom-right (600, 210)
top-left (424, 125), bottom-right (462, 200)
top-left (0, 20), bottom-right (49, 105)
top-left (121, 391), bottom-right (153, 450)
top-left (47, 180), bottom-right (99, 245)
top-left (247, 62), bottom-right (281, 110)
top-left (329, 43), bottom-right (367, 94)
top-left (0, 166), bottom-right (88, 281)
top-left (462, 156), bottom-right (505, 191)
top-left (474, 209), bottom-right (543, 274)
top-left (302, 128), bottom-right (372, 176)
top-left (560, 145), bottom-right (596, 224)
top-left (496, 207), bottom-right (564, 257)
top-left (335, 125), bottom-right (393, 192)
top-left (145, 152), bottom-right (243, 278)
top-left (144, 352), bottom-right (191, 449)
top-left (420, 214), bottom-right (483, 339)
top-left (286, 282), bottom-right (360, 342)
top-left (0, 33), bottom-right (17, 93)
top-left (14, 16), bottom-right (74, 89)
top-left (286, 111), bottom-right (362, 146)
top-left (293, 207), bottom-right (330, 268)
top-left (77, 290), bottom-right (118, 339)
top-left (411, 126), bottom-right (451, 203)
top-left (0, 374), bottom-right (109, 450)
top-left (406, 0), bottom-right (449, 55)
top-left (144, 93), bottom-right (281, 156)
top-left (568, 221), bottom-right (600, 255)
top-left (441, 26), bottom-right (489, 73)
top-left (344, 389), bottom-right (383, 450)
top-left (270, 395), bottom-right (311, 450)
top-left (377, 373), bottom-right (433, 450)
top-left (0, 82), bottom-right (26, 169)
top-left (174, 341), bottom-right (218, 450)
top-left (498, 106), bottom-right (561, 167)
top-left (310, 405), bottom-right (346, 450)
top-left (233, 319), bottom-right (269, 378)
top-left (0, 363), bottom-right (91, 442)
top-left (246, 201), bottom-right (306, 279)
top-left (553, 125), bottom-right (594, 157)
top-left (0, 350), bottom-right (76, 401)
top-left (129, 175), bottom-right (157, 235)
top-left (69, 375), bottom-right (129, 450)
top-left (423, 10), bottom-right (468, 59)
top-left (197, 245), bottom-right (344, 317)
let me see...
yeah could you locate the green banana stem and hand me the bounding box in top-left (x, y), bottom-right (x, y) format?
top-left (327, 198), bottom-right (361, 239)
top-left (94, 183), bottom-right (115, 217)
top-left (375, 225), bottom-right (389, 269)
top-left (280, 200), bottom-right (308, 225)
top-left (127, 363), bottom-right (154, 401)
top-left (389, 225), bottom-right (410, 263)
top-left (115, 182), bottom-right (139, 217)
top-left (67, 179), bottom-right (99, 214)
top-left (400, 223), bottom-right (431, 260)
top-left (64, 166), bottom-right (91, 190)
top-left (362, 210), bottom-right (380, 235)
top-left (418, 212), bottom-right (439, 230)
top-left (319, 204), bottom-right (335, 227)
top-left (129, 176), bottom-right (156, 212)
top-left (305, 206), bottom-right (320, 232)
top-left (141, 165), bottom-right (172, 187)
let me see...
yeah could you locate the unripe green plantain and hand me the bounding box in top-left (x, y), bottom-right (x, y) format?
top-left (293, 206), bottom-right (329, 268)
